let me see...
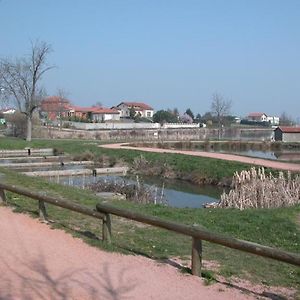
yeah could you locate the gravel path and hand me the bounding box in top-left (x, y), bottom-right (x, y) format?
top-left (0, 206), bottom-right (264, 300)
top-left (101, 143), bottom-right (300, 172)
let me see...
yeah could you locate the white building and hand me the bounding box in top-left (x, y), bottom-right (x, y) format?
top-left (114, 102), bottom-right (154, 119)
top-left (67, 106), bottom-right (120, 122)
top-left (247, 112), bottom-right (279, 125)
top-left (267, 116), bottom-right (280, 125)
top-left (247, 112), bottom-right (268, 122)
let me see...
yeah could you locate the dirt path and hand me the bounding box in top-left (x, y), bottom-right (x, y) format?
top-left (101, 143), bottom-right (300, 172)
top-left (1, 206), bottom-right (287, 300)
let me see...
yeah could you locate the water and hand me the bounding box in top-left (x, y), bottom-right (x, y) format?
top-left (208, 149), bottom-right (300, 161)
top-left (48, 174), bottom-right (221, 208)
top-left (161, 186), bottom-right (219, 208)
top-left (217, 149), bottom-right (277, 160)
top-left (49, 174), bottom-right (100, 188)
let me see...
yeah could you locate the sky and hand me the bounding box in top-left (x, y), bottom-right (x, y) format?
top-left (0, 0), bottom-right (300, 120)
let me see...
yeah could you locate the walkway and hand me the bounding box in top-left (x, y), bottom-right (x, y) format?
top-left (0, 206), bottom-right (284, 300)
top-left (101, 143), bottom-right (300, 172)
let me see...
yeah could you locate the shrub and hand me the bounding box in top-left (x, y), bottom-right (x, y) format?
top-left (73, 150), bottom-right (95, 161)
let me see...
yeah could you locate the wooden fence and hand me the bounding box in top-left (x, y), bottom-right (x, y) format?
top-left (0, 182), bottom-right (299, 277)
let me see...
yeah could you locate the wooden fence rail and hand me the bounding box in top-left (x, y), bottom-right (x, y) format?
top-left (95, 203), bottom-right (300, 271)
top-left (0, 182), bottom-right (299, 277)
top-left (0, 182), bottom-right (107, 237)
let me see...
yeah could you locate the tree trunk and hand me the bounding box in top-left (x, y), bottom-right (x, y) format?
top-left (26, 115), bottom-right (32, 142)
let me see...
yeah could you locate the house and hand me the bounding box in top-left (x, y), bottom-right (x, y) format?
top-left (90, 107), bottom-right (120, 122)
top-left (40, 96), bottom-right (71, 121)
top-left (274, 126), bottom-right (300, 142)
top-left (40, 97), bottom-right (121, 123)
top-left (267, 116), bottom-right (280, 125)
top-left (247, 112), bottom-right (268, 122)
top-left (114, 102), bottom-right (154, 119)
top-left (247, 112), bottom-right (280, 125)
top-left (67, 106), bottom-right (120, 122)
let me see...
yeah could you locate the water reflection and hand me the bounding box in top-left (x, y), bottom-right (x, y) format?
top-left (215, 150), bottom-right (277, 160)
top-left (208, 149), bottom-right (300, 161)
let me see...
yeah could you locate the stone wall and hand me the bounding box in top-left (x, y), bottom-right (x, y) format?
top-left (33, 126), bottom-right (274, 142)
top-left (62, 121), bottom-right (200, 130)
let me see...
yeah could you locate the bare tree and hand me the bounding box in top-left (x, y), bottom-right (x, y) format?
top-left (211, 93), bottom-right (232, 139)
top-left (0, 40), bottom-right (53, 141)
top-left (55, 88), bottom-right (70, 130)
top-left (0, 72), bottom-right (10, 108)
top-left (279, 112), bottom-right (294, 126)
top-left (92, 101), bottom-right (102, 107)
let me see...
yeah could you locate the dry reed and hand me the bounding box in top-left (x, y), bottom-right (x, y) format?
top-left (219, 167), bottom-right (300, 209)
top-left (88, 176), bottom-right (166, 205)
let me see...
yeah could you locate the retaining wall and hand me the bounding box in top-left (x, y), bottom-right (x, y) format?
top-left (33, 126), bottom-right (273, 141)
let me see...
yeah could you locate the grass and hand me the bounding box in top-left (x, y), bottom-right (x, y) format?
top-left (0, 137), bottom-right (299, 291)
top-left (0, 137), bottom-right (262, 182)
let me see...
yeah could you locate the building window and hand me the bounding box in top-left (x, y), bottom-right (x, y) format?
top-left (147, 111), bottom-right (151, 117)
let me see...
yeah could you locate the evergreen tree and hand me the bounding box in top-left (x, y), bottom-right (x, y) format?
top-left (185, 108), bottom-right (194, 121)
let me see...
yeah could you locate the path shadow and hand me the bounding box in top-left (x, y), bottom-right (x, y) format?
top-left (0, 219), bottom-right (137, 300)
top-left (0, 251), bottom-right (137, 300)
top-left (54, 222), bottom-right (101, 241)
top-left (104, 243), bottom-right (291, 299)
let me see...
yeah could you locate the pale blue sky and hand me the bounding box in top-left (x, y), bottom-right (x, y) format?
top-left (0, 0), bottom-right (299, 120)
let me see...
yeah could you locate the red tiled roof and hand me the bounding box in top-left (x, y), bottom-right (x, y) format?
top-left (276, 126), bottom-right (300, 133)
top-left (118, 102), bottom-right (153, 110)
top-left (248, 112), bottom-right (267, 117)
top-left (92, 108), bottom-right (119, 114)
top-left (69, 106), bottom-right (119, 114)
top-left (68, 106), bottom-right (92, 112)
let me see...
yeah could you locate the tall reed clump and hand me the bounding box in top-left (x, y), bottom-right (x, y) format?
top-left (219, 167), bottom-right (300, 209)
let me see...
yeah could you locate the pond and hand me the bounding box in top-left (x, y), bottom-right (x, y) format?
top-left (48, 174), bottom-right (222, 208)
top-left (210, 149), bottom-right (277, 160)
top-left (206, 149), bottom-right (300, 161)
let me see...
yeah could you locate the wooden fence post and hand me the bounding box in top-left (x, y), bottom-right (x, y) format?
top-left (191, 237), bottom-right (202, 276)
top-left (102, 213), bottom-right (112, 243)
top-left (0, 188), bottom-right (7, 205)
top-left (39, 200), bottom-right (48, 222)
